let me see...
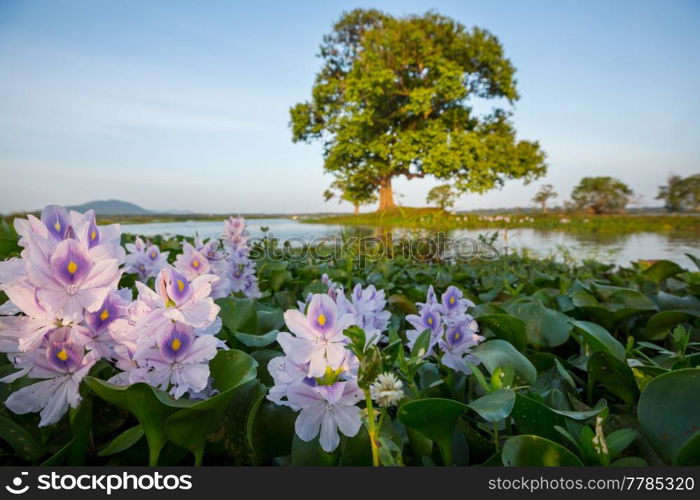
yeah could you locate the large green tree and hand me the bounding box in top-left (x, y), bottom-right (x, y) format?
top-left (656, 174), bottom-right (700, 212)
top-left (571, 177), bottom-right (634, 214)
top-left (290, 9), bottom-right (547, 211)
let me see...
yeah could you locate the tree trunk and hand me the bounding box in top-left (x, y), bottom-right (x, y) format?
top-left (353, 204), bottom-right (359, 215)
top-left (541, 201), bottom-right (547, 213)
top-left (377, 176), bottom-right (395, 211)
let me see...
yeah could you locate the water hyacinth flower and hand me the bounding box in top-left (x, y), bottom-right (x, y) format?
top-left (135, 266), bottom-right (220, 332)
top-left (287, 380), bottom-right (363, 453)
top-left (337, 284), bottom-right (391, 344)
top-left (124, 236), bottom-right (169, 280)
top-left (222, 216), bottom-right (249, 249)
top-left (28, 237), bottom-right (121, 323)
top-left (4, 329), bottom-right (96, 427)
top-left (440, 285), bottom-right (475, 325)
top-left (438, 320), bottom-right (484, 374)
top-left (130, 322), bottom-right (218, 399)
top-left (277, 294), bottom-right (354, 378)
top-left (174, 242), bottom-right (211, 280)
top-left (407, 285), bottom-right (484, 372)
top-left (405, 304), bottom-right (444, 355)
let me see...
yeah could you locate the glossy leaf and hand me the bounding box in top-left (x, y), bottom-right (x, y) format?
top-left (637, 368), bottom-right (700, 465)
top-left (502, 435), bottom-right (583, 466)
top-left (472, 339), bottom-right (537, 384)
top-left (398, 398), bottom-right (468, 465)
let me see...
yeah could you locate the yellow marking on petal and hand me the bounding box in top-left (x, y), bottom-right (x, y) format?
top-left (454, 332), bottom-right (461, 340)
top-left (67, 260), bottom-right (78, 274)
top-left (150, 251), bottom-right (157, 259)
top-left (171, 338), bottom-right (182, 351)
top-left (192, 260), bottom-right (200, 268)
top-left (56, 349), bottom-right (68, 361)
top-left (54, 221), bottom-right (61, 231)
top-left (91, 229), bottom-right (97, 240)
top-left (99, 309), bottom-right (110, 321)
top-left (317, 313), bottom-right (326, 326)
top-left (427, 317), bottom-right (433, 325)
top-left (177, 280), bottom-right (185, 292)
top-left (449, 296), bottom-right (455, 304)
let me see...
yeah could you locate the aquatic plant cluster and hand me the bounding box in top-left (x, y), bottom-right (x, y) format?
top-left (0, 205), bottom-right (698, 467)
top-left (0, 206), bottom-right (259, 425)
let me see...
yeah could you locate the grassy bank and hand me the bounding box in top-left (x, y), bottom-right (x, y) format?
top-left (302, 207), bottom-right (700, 234)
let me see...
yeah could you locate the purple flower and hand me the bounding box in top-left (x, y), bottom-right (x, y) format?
top-left (41, 205), bottom-right (72, 241)
top-left (405, 304), bottom-right (444, 355)
top-left (174, 242), bottom-right (211, 280)
top-left (124, 237), bottom-right (168, 279)
top-left (277, 294), bottom-right (354, 378)
top-left (4, 328), bottom-right (96, 427)
top-left (438, 319), bottom-right (484, 374)
top-left (440, 285), bottom-right (475, 325)
top-left (131, 322), bottom-right (218, 399)
top-left (29, 238), bottom-right (121, 323)
top-left (287, 380), bottom-right (363, 452)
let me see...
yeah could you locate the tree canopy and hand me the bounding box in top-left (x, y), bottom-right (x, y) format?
top-left (571, 177), bottom-right (633, 214)
top-left (426, 184), bottom-right (457, 210)
top-left (656, 174), bottom-right (700, 212)
top-left (290, 9), bottom-right (547, 210)
top-left (532, 184), bottom-right (557, 212)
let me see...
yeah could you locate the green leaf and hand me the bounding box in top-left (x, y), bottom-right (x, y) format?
top-left (502, 435), bottom-right (583, 466)
top-left (472, 339), bottom-right (537, 384)
top-left (588, 350), bottom-right (638, 406)
top-left (268, 269), bottom-right (292, 291)
top-left (85, 377), bottom-right (194, 465)
top-left (251, 401), bottom-right (297, 465)
top-left (505, 300), bottom-right (571, 347)
top-left (675, 431), bottom-right (700, 466)
top-left (606, 429), bottom-right (638, 460)
top-left (233, 329), bottom-right (279, 348)
top-left (388, 293), bottom-right (418, 314)
top-left (642, 260), bottom-right (683, 284)
top-left (637, 368), bottom-right (700, 464)
top-left (215, 380), bottom-right (267, 465)
top-left (398, 398), bottom-right (468, 465)
top-left (97, 425), bottom-right (144, 457)
top-left (165, 350), bottom-right (258, 464)
top-left (255, 308), bottom-right (285, 333)
top-left (218, 297), bottom-right (257, 333)
top-left (291, 434), bottom-right (338, 465)
top-left (511, 394), bottom-right (566, 442)
top-left (467, 389), bottom-right (515, 423)
top-left (570, 320), bottom-right (626, 361)
top-left (644, 310), bottom-right (700, 341)
top-left (476, 314), bottom-right (527, 352)
top-left (410, 328), bottom-right (432, 359)
top-left (0, 414), bottom-right (44, 462)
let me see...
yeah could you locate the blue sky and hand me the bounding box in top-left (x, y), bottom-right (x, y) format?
top-left (0, 0), bottom-right (698, 214)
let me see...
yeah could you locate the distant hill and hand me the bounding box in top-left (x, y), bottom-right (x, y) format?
top-left (67, 199), bottom-right (152, 215)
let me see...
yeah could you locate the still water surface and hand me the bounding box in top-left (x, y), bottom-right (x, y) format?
top-left (120, 218), bottom-right (699, 268)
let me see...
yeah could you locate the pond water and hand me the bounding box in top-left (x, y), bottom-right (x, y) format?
top-left (120, 218), bottom-right (699, 269)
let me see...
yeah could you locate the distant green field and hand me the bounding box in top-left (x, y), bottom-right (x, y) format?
top-left (303, 207), bottom-right (700, 234)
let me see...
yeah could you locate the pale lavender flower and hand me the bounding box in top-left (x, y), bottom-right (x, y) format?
top-left (174, 242), bottom-right (211, 280)
top-left (440, 285), bottom-right (475, 325)
top-left (405, 304), bottom-right (445, 355)
top-left (131, 322), bottom-right (218, 399)
top-left (4, 329), bottom-right (96, 426)
top-left (27, 237), bottom-right (121, 323)
top-left (124, 237), bottom-right (168, 279)
top-left (222, 216), bottom-right (249, 249)
top-left (287, 379), bottom-right (363, 452)
top-left (438, 319), bottom-right (484, 374)
top-left (277, 294), bottom-right (354, 378)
